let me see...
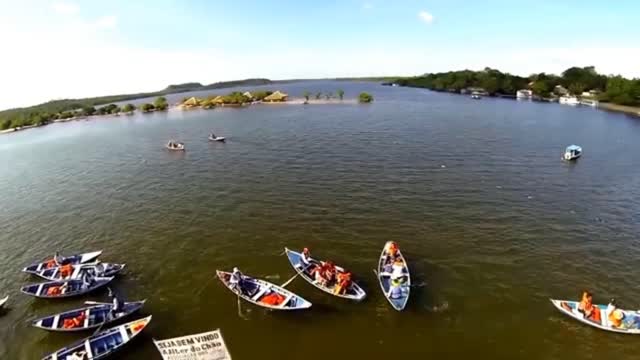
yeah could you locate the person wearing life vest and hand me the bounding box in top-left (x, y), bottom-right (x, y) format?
top-left (390, 258), bottom-right (406, 283)
top-left (577, 291), bottom-right (602, 323)
top-left (389, 279), bottom-right (403, 299)
top-left (47, 282), bottom-right (68, 296)
top-left (334, 271), bottom-right (352, 295)
top-left (63, 311), bottom-right (86, 329)
top-left (310, 265), bottom-right (328, 286)
top-left (60, 264), bottom-right (73, 279)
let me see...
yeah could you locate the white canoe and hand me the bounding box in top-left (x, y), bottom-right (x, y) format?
top-left (376, 242), bottom-right (411, 311)
top-left (550, 299), bottom-right (640, 334)
top-left (284, 248), bottom-right (366, 301)
top-left (208, 136), bottom-right (226, 142)
top-left (23, 251), bottom-right (103, 274)
top-left (166, 142), bottom-right (185, 151)
top-left (0, 295), bottom-right (8, 308)
top-left (216, 270), bottom-right (311, 310)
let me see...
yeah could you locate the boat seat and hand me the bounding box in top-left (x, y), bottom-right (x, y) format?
top-left (251, 287), bottom-right (269, 301)
top-left (279, 295), bottom-right (293, 307)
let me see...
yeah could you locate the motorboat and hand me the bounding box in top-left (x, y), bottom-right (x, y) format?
top-left (564, 145), bottom-right (582, 160)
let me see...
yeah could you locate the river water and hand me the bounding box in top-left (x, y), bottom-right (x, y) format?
top-left (1, 81), bottom-right (639, 359)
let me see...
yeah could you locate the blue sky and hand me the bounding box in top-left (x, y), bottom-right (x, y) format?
top-left (0, 0), bottom-right (638, 109)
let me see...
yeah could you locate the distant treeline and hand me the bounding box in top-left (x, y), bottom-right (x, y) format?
top-left (395, 66), bottom-right (640, 106)
top-left (0, 78), bottom-right (273, 130)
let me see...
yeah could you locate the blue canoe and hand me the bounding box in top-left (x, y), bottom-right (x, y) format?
top-left (376, 242), bottom-right (411, 311)
top-left (32, 300), bottom-right (146, 332)
top-left (42, 316), bottom-right (152, 360)
top-left (23, 251), bottom-right (103, 274)
top-left (34, 263), bottom-right (126, 281)
top-left (284, 248), bottom-right (366, 301)
top-left (217, 270), bottom-right (312, 310)
top-left (21, 277), bottom-right (114, 299)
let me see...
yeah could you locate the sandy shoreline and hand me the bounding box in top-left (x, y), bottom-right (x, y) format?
top-left (598, 102), bottom-right (640, 116)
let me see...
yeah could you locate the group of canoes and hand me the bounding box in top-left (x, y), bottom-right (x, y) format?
top-left (216, 242), bottom-right (411, 311)
top-left (166, 132), bottom-right (225, 151)
top-left (15, 251), bottom-right (151, 359)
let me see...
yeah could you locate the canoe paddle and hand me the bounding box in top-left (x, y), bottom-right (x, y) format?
top-left (281, 264), bottom-right (312, 288)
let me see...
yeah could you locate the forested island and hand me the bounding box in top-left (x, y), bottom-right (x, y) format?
top-left (395, 66), bottom-right (640, 110)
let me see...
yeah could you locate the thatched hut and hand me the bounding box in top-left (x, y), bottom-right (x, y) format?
top-left (263, 91), bottom-right (288, 102)
top-left (243, 91), bottom-right (253, 100)
top-left (182, 97), bottom-right (201, 108)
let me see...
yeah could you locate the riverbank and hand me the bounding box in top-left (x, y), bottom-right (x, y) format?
top-left (598, 102), bottom-right (640, 117)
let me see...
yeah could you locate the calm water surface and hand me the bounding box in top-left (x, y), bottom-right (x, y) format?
top-left (1, 81), bottom-right (640, 359)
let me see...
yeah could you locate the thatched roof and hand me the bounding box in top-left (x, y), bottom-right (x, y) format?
top-left (212, 95), bottom-right (225, 104)
top-left (182, 97), bottom-right (200, 106)
top-left (264, 91), bottom-right (288, 102)
top-left (243, 91), bottom-right (253, 99)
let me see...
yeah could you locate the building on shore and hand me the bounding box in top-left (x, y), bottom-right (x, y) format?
top-left (559, 95), bottom-right (580, 105)
top-left (516, 89), bottom-right (533, 100)
top-left (264, 91), bottom-right (288, 102)
top-left (554, 85), bottom-right (569, 96)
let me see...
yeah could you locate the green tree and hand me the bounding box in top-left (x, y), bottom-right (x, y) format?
top-left (531, 81), bottom-right (550, 97)
top-left (81, 106), bottom-right (96, 116)
top-left (358, 92), bottom-right (374, 103)
top-left (315, 92), bottom-right (322, 100)
top-left (140, 103), bottom-right (155, 113)
top-left (122, 103), bottom-right (136, 113)
top-left (325, 92), bottom-right (332, 100)
top-left (154, 97), bottom-right (168, 111)
top-left (303, 91), bottom-right (310, 101)
top-left (568, 83), bottom-right (585, 95)
top-left (337, 89), bottom-right (345, 100)
top-left (1, 119), bottom-right (11, 130)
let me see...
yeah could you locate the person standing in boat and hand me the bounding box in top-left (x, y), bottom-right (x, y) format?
top-left (107, 287), bottom-right (124, 319)
top-left (81, 271), bottom-right (95, 290)
top-left (300, 248), bottom-right (312, 268)
top-left (54, 251), bottom-right (70, 266)
top-left (229, 267), bottom-right (244, 292)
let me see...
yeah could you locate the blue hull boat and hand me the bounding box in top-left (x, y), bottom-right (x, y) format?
top-left (217, 270), bottom-right (311, 310)
top-left (32, 300), bottom-right (146, 332)
top-left (21, 277), bottom-right (114, 299)
top-left (284, 248), bottom-right (366, 301)
top-left (42, 316), bottom-right (151, 360)
top-left (35, 263), bottom-right (125, 281)
top-left (376, 242), bottom-right (411, 311)
top-left (23, 251), bottom-right (103, 274)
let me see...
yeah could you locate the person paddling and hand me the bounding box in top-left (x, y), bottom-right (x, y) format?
top-left (300, 248), bottom-right (312, 268)
top-left (229, 267), bottom-right (244, 292)
top-left (108, 287), bottom-right (124, 319)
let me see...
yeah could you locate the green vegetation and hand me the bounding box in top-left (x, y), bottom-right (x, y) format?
top-left (251, 91), bottom-right (272, 101)
top-left (396, 66), bottom-right (640, 106)
top-left (315, 92), bottom-right (322, 100)
top-left (358, 92), bottom-right (374, 103)
top-left (96, 104), bottom-right (121, 115)
top-left (154, 97), bottom-right (169, 111)
top-left (303, 91), bottom-right (310, 101)
top-left (325, 92), bottom-right (332, 100)
top-left (337, 89), bottom-right (345, 100)
top-left (140, 103), bottom-right (155, 113)
top-left (122, 103), bottom-right (136, 113)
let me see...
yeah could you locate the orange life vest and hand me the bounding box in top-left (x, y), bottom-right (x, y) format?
top-left (47, 286), bottom-right (61, 296)
top-left (261, 293), bottom-right (285, 305)
top-left (60, 264), bottom-right (73, 278)
top-left (45, 259), bottom-right (57, 269)
top-left (388, 243), bottom-right (398, 257)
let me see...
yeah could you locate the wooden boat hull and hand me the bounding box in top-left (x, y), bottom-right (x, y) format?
top-left (33, 301), bottom-right (145, 332)
top-left (0, 295), bottom-right (8, 308)
top-left (21, 277), bottom-right (114, 299)
top-left (42, 316), bottom-right (151, 360)
top-left (376, 242), bottom-right (411, 311)
top-left (284, 248), bottom-right (366, 301)
top-left (216, 270), bottom-right (311, 310)
top-left (550, 299), bottom-right (640, 334)
top-left (23, 251), bottom-right (103, 274)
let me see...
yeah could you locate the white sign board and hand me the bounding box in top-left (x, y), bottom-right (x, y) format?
top-left (154, 329), bottom-right (232, 360)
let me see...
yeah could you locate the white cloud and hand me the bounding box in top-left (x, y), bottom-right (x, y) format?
top-left (418, 10), bottom-right (434, 24)
top-left (93, 15), bottom-right (118, 29)
top-left (51, 1), bottom-right (79, 16)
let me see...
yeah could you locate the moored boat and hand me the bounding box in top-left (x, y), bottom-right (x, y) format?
top-left (284, 248), bottom-right (366, 301)
top-left (41, 316), bottom-right (152, 360)
top-left (166, 141), bottom-right (185, 151)
top-left (563, 145), bottom-right (582, 161)
top-left (0, 295), bottom-right (8, 308)
top-left (216, 270), bottom-right (311, 310)
top-left (23, 251), bottom-right (103, 274)
top-left (376, 241), bottom-right (411, 311)
top-left (208, 133), bottom-right (226, 142)
top-left (550, 299), bottom-right (640, 334)
top-left (21, 277), bottom-right (114, 299)
top-left (34, 263), bottom-right (125, 281)
top-left (32, 300), bottom-right (146, 332)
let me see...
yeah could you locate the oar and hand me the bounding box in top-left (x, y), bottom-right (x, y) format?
top-left (85, 301), bottom-right (110, 306)
top-left (281, 264), bottom-right (311, 288)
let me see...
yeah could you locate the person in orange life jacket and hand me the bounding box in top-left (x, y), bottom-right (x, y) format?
top-left (334, 271), bottom-right (352, 295)
top-left (60, 264), bottom-right (73, 279)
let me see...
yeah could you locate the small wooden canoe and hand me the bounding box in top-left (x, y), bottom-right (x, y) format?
top-left (376, 241), bottom-right (411, 311)
top-left (0, 295), bottom-right (8, 308)
top-left (216, 270), bottom-right (311, 310)
top-left (42, 315), bottom-right (152, 360)
top-left (284, 248), bottom-right (366, 301)
top-left (550, 299), bottom-right (640, 334)
top-left (34, 263), bottom-right (126, 281)
top-left (23, 251), bottom-right (103, 274)
top-left (21, 277), bottom-right (114, 299)
top-left (32, 300), bottom-right (146, 332)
